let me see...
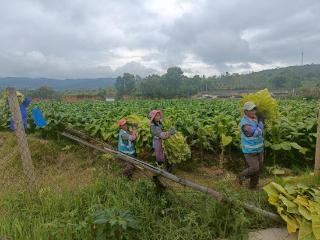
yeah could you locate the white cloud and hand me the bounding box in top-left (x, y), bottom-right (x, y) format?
top-left (143, 0), bottom-right (199, 20)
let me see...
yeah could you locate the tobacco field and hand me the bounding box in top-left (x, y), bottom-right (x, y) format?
top-left (1, 98), bottom-right (318, 167)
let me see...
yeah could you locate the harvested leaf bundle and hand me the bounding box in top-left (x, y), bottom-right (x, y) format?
top-left (104, 114), bottom-right (190, 163)
top-left (163, 131), bottom-right (191, 164)
top-left (240, 88), bottom-right (279, 122)
top-left (104, 114), bottom-right (152, 154)
top-left (264, 182), bottom-right (320, 240)
top-left (125, 114), bottom-right (152, 154)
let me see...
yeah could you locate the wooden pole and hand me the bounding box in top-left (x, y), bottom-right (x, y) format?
top-left (7, 87), bottom-right (35, 189)
top-left (61, 131), bottom-right (282, 222)
top-left (315, 109), bottom-right (320, 176)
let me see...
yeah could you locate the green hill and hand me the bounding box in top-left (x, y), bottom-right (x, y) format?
top-left (209, 64), bottom-right (320, 90)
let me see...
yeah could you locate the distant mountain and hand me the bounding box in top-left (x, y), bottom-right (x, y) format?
top-left (1, 64), bottom-right (320, 92)
top-left (0, 77), bottom-right (116, 90)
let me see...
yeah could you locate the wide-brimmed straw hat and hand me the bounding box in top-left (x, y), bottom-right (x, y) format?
top-left (149, 109), bottom-right (163, 122)
top-left (243, 102), bottom-right (256, 111)
top-left (118, 119), bottom-right (127, 127)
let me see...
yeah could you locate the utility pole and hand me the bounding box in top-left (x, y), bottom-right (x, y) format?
top-left (301, 51), bottom-right (304, 65)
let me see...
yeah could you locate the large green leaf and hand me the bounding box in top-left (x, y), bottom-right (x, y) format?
top-left (221, 134), bottom-right (232, 146)
top-left (264, 182), bottom-right (287, 205)
top-left (186, 126), bottom-right (194, 135)
top-left (277, 206), bottom-right (300, 233)
top-left (309, 201), bottom-right (320, 214)
top-left (285, 184), bottom-right (299, 195)
top-left (298, 220), bottom-right (316, 240)
top-left (279, 194), bottom-right (299, 214)
top-left (311, 214), bottom-right (320, 240)
top-left (294, 196), bottom-right (312, 221)
top-left (290, 142), bottom-right (308, 155)
top-left (264, 181), bottom-right (320, 238)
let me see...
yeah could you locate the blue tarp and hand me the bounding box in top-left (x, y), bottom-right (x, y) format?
top-left (32, 107), bottom-right (47, 128)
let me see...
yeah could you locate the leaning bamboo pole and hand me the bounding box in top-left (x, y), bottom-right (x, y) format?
top-left (61, 131), bottom-right (282, 222)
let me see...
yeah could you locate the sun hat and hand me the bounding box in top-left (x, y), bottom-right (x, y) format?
top-left (149, 110), bottom-right (163, 123)
top-left (243, 101), bottom-right (256, 111)
top-left (118, 119), bottom-right (127, 127)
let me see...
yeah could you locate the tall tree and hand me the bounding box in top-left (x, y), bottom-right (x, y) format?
top-left (28, 86), bottom-right (57, 99)
top-left (115, 73), bottom-right (136, 97)
top-left (140, 74), bottom-right (164, 98)
top-left (161, 67), bottom-right (184, 98)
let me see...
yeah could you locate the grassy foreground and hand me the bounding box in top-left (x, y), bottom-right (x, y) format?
top-left (0, 132), bottom-right (278, 240)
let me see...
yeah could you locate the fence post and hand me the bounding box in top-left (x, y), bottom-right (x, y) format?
top-left (7, 87), bottom-right (35, 189)
top-left (315, 109), bottom-right (320, 176)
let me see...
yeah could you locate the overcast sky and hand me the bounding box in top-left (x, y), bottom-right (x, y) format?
top-left (0, 0), bottom-right (319, 78)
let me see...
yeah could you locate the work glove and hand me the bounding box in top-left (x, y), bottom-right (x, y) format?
top-left (169, 127), bottom-right (176, 135)
top-left (258, 121), bottom-right (264, 130)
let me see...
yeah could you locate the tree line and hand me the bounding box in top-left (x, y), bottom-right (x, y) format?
top-left (6, 64), bottom-right (320, 100)
top-left (115, 64), bottom-right (320, 98)
top-left (115, 67), bottom-right (204, 98)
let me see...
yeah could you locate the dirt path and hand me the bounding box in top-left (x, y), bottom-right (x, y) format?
top-left (249, 228), bottom-right (297, 240)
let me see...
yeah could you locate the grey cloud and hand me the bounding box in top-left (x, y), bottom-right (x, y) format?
top-left (0, 0), bottom-right (319, 78)
top-left (0, 50), bottom-right (156, 78)
top-left (162, 0), bottom-right (320, 71)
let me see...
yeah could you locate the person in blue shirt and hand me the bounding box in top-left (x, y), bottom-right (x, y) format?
top-left (10, 96), bottom-right (31, 130)
top-left (118, 119), bottom-right (137, 179)
top-left (237, 101), bottom-right (264, 190)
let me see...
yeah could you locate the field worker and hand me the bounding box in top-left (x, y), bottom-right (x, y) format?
top-left (10, 94), bottom-right (31, 130)
top-left (237, 102), bottom-right (264, 190)
top-left (149, 110), bottom-right (175, 168)
top-left (118, 119), bottom-right (137, 179)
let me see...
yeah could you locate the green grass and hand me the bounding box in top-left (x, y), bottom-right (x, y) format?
top-left (0, 132), bottom-right (278, 239)
top-left (0, 176), bottom-right (273, 240)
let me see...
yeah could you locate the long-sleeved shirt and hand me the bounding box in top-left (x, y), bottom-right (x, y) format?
top-left (242, 120), bottom-right (264, 137)
top-left (150, 121), bottom-right (171, 139)
top-left (150, 121), bottom-right (164, 139)
top-left (121, 130), bottom-right (137, 141)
